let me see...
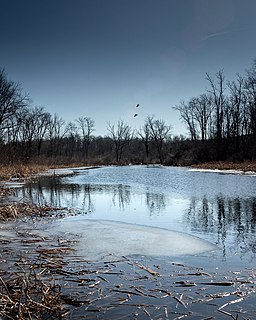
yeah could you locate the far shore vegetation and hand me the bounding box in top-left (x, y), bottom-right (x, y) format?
top-left (1, 59), bottom-right (256, 179)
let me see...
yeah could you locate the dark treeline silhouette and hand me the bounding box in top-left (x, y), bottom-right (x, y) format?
top-left (1, 60), bottom-right (256, 166)
top-left (174, 60), bottom-right (256, 163)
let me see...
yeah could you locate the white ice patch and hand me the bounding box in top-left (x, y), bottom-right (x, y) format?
top-left (188, 168), bottom-right (256, 176)
top-left (56, 219), bottom-right (217, 261)
top-left (42, 166), bottom-right (101, 176)
top-left (0, 181), bottom-right (25, 188)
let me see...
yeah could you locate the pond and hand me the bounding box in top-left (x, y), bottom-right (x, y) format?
top-left (13, 165), bottom-right (256, 269)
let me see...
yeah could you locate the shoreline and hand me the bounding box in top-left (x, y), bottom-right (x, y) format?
top-left (190, 160), bottom-right (256, 173)
top-left (0, 160), bottom-right (256, 184)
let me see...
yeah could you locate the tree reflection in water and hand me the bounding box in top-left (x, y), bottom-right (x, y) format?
top-left (13, 172), bottom-right (256, 259)
top-left (16, 175), bottom-right (94, 214)
top-left (145, 192), bottom-right (166, 215)
top-left (185, 195), bottom-right (256, 258)
top-left (112, 184), bottom-right (131, 210)
top-left (18, 177), bottom-right (167, 217)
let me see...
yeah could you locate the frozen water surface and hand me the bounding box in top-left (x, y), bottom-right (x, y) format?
top-left (54, 219), bottom-right (217, 261)
top-left (11, 165), bottom-right (256, 268)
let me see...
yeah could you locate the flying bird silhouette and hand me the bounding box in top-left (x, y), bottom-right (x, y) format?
top-left (136, 104), bottom-right (140, 108)
top-left (134, 113), bottom-right (138, 117)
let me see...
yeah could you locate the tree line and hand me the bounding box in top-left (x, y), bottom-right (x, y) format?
top-left (0, 60), bottom-right (256, 166)
top-left (174, 60), bottom-right (256, 162)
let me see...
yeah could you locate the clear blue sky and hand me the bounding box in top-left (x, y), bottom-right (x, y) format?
top-left (1, 0), bottom-right (256, 137)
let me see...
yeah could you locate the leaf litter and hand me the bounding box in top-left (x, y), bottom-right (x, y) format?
top-left (0, 207), bottom-right (255, 319)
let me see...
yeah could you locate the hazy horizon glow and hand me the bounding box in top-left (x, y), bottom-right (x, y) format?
top-left (1, 0), bottom-right (256, 137)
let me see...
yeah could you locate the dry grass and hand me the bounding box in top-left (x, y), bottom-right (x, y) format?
top-left (0, 202), bottom-right (66, 220)
top-left (0, 244), bottom-right (75, 319)
top-left (0, 187), bottom-right (13, 197)
top-left (0, 164), bottom-right (50, 182)
top-left (191, 160), bottom-right (256, 172)
top-left (0, 164), bottom-right (56, 221)
top-left (1, 241), bottom-right (255, 320)
top-left (0, 162), bottom-right (95, 182)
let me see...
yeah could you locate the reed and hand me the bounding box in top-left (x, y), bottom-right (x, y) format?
top-left (0, 164), bottom-right (49, 182)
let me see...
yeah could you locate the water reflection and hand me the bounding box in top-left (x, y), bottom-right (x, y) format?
top-left (112, 184), bottom-right (131, 210)
top-left (13, 168), bottom-right (256, 260)
top-left (185, 195), bottom-right (256, 258)
top-left (146, 192), bottom-right (166, 215)
top-left (19, 177), bottom-right (167, 216)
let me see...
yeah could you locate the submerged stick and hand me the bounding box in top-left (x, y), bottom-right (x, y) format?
top-left (133, 262), bottom-right (160, 276)
top-left (200, 281), bottom-right (234, 286)
top-left (173, 294), bottom-right (187, 309)
top-left (0, 276), bottom-right (11, 298)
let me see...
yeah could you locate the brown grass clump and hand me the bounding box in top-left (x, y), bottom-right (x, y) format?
top-left (0, 187), bottom-right (13, 197)
top-left (0, 202), bottom-right (64, 220)
top-left (0, 164), bottom-right (50, 182)
top-left (0, 268), bottom-right (67, 319)
top-left (0, 246), bottom-right (75, 319)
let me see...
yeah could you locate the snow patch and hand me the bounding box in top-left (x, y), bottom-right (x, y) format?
top-left (188, 168), bottom-right (256, 176)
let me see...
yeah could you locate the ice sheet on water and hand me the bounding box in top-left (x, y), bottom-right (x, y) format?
top-left (188, 168), bottom-right (256, 176)
top-left (56, 219), bottom-right (217, 261)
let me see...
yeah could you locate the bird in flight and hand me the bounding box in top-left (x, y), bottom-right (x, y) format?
top-left (134, 113), bottom-right (138, 117)
top-left (136, 104), bottom-right (140, 108)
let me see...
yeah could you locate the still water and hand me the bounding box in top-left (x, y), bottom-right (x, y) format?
top-left (15, 165), bottom-right (256, 269)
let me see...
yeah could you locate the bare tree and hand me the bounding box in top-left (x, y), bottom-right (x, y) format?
top-left (47, 114), bottom-right (67, 158)
top-left (65, 122), bottom-right (79, 159)
top-left (17, 108), bottom-right (37, 160)
top-left (33, 107), bottom-right (51, 156)
top-left (137, 121), bottom-right (151, 161)
top-left (173, 101), bottom-right (197, 141)
top-left (191, 94), bottom-right (213, 141)
top-left (206, 70), bottom-right (226, 142)
top-left (76, 116), bottom-right (95, 160)
top-left (226, 75), bottom-right (248, 153)
top-left (147, 115), bottom-right (172, 164)
top-left (16, 106), bottom-right (51, 159)
top-left (107, 120), bottom-right (132, 163)
top-left (1, 115), bottom-right (19, 144)
top-left (244, 60), bottom-right (256, 136)
top-left (0, 114), bottom-right (20, 163)
top-left (0, 68), bottom-right (29, 138)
